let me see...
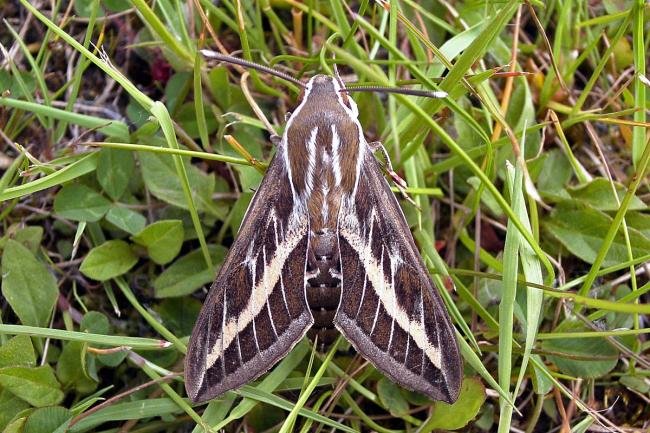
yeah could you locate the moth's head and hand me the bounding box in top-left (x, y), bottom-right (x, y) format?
top-left (303, 75), bottom-right (339, 100)
top-left (302, 74), bottom-right (359, 117)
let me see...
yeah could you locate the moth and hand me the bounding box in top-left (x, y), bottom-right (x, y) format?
top-left (185, 52), bottom-right (462, 404)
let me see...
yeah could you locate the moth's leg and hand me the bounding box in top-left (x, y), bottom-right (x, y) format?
top-left (367, 141), bottom-right (406, 188)
top-left (271, 111), bottom-right (291, 145)
top-left (367, 141), bottom-right (418, 208)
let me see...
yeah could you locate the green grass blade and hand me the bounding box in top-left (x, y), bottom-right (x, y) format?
top-left (0, 152), bottom-right (99, 202)
top-left (497, 161), bottom-right (522, 433)
top-left (279, 339), bottom-right (339, 433)
top-left (0, 324), bottom-right (171, 349)
top-left (150, 101), bottom-right (213, 270)
top-left (0, 98), bottom-right (129, 140)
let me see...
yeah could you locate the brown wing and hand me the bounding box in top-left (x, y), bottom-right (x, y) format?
top-left (335, 152), bottom-right (462, 403)
top-left (185, 154), bottom-right (313, 403)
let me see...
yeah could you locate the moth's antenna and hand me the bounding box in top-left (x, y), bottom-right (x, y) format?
top-left (200, 50), bottom-right (305, 89)
top-left (343, 86), bottom-right (447, 99)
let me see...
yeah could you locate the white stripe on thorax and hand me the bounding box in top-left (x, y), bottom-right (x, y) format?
top-left (305, 127), bottom-right (319, 196)
top-left (281, 77), bottom-right (318, 209)
top-left (331, 125), bottom-right (342, 186)
top-left (328, 76), bottom-right (365, 196)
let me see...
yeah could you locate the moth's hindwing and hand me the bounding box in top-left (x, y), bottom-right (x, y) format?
top-left (185, 154), bottom-right (313, 403)
top-left (335, 152), bottom-right (462, 403)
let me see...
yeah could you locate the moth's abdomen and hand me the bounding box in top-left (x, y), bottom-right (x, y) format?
top-left (306, 231), bottom-right (342, 345)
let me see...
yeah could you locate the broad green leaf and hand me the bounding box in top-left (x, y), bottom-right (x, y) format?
top-left (228, 192), bottom-right (253, 235)
top-left (545, 202), bottom-right (650, 267)
top-left (81, 311), bottom-right (127, 368)
top-left (542, 320), bottom-right (619, 378)
top-left (536, 149), bottom-right (572, 196)
top-left (401, 388), bottom-right (430, 406)
top-left (626, 211), bottom-right (650, 239)
top-left (138, 150), bottom-right (224, 218)
top-left (0, 365), bottom-right (64, 407)
top-left (530, 355), bottom-right (554, 395)
top-left (0, 389), bottom-right (30, 431)
top-left (619, 375), bottom-right (650, 394)
top-left (104, 206), bottom-right (146, 235)
top-left (604, 285), bottom-right (634, 330)
top-left (96, 148), bottom-right (135, 200)
top-left (79, 240), bottom-right (138, 281)
top-left (164, 72), bottom-right (191, 113)
top-left (1, 240), bottom-right (58, 327)
top-left (81, 311), bottom-right (110, 335)
top-left (104, 0), bottom-right (130, 12)
top-left (0, 69), bottom-right (36, 98)
top-left (73, 0), bottom-right (104, 17)
top-left (612, 36), bottom-right (634, 70)
top-left (474, 402), bottom-right (495, 431)
top-left (421, 377), bottom-right (486, 431)
top-left (53, 184), bottom-right (111, 222)
top-left (246, 403), bottom-right (286, 432)
top-left (12, 226), bottom-right (44, 254)
top-left (153, 245), bottom-right (227, 297)
top-left (176, 101), bottom-right (219, 138)
top-left (207, 66), bottom-right (231, 108)
top-left (3, 416), bottom-right (26, 433)
top-left (154, 297), bottom-right (202, 337)
top-left (56, 341), bottom-right (96, 393)
top-left (23, 406), bottom-right (71, 433)
top-left (454, 103), bottom-right (484, 152)
top-left (0, 335), bottom-right (36, 368)
top-left (376, 378), bottom-right (409, 417)
top-left (505, 80), bottom-right (537, 143)
top-left (567, 178), bottom-right (646, 211)
top-left (131, 220), bottom-right (184, 265)
top-left (468, 177), bottom-right (503, 217)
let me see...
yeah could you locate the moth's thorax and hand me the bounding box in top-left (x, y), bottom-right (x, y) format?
top-left (283, 75), bottom-right (364, 230)
top-left (281, 75), bottom-right (365, 345)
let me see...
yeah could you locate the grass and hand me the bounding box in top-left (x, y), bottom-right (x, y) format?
top-left (0, 1), bottom-right (649, 432)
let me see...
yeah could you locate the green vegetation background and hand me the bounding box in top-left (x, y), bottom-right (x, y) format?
top-left (0, 1), bottom-right (648, 432)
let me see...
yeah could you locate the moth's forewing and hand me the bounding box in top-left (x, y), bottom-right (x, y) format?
top-left (184, 154), bottom-right (313, 403)
top-left (335, 152), bottom-right (462, 403)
